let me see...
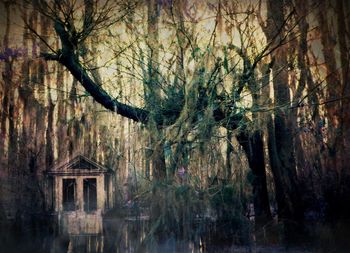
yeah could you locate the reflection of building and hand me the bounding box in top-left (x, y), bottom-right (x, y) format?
top-left (46, 155), bottom-right (115, 234)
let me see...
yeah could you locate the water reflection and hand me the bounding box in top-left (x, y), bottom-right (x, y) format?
top-left (58, 211), bottom-right (104, 253)
top-left (1, 212), bottom-right (313, 253)
top-left (0, 209), bottom-right (232, 253)
top-left (59, 211), bottom-right (103, 235)
top-left (103, 216), bottom-right (148, 253)
top-left (66, 235), bottom-right (104, 253)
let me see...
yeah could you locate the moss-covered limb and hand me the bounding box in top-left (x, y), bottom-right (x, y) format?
top-left (42, 3), bottom-right (243, 139)
top-left (62, 52), bottom-right (150, 123)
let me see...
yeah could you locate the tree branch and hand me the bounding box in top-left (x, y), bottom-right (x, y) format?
top-left (39, 1), bottom-right (241, 130)
top-left (59, 52), bottom-right (149, 123)
top-left (41, 16), bottom-right (150, 124)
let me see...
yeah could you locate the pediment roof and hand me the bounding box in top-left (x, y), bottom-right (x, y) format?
top-left (47, 155), bottom-right (111, 175)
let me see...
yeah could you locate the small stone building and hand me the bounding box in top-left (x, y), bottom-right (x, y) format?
top-left (46, 155), bottom-right (115, 234)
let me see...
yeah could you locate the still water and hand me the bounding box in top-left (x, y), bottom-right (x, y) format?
top-left (1, 212), bottom-right (314, 253)
top-left (2, 212), bottom-right (211, 253)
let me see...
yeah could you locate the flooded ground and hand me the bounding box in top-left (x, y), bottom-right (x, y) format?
top-left (0, 211), bottom-right (319, 253)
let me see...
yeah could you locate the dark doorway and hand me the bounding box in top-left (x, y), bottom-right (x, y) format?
top-left (63, 179), bottom-right (76, 211)
top-left (84, 178), bottom-right (97, 212)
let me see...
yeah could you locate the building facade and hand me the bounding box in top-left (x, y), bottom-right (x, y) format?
top-left (46, 155), bottom-right (115, 234)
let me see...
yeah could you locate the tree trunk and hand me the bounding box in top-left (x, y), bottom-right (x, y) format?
top-left (335, 0), bottom-right (350, 219)
top-left (264, 0), bottom-right (301, 220)
top-left (235, 47), bottom-right (272, 227)
top-left (146, 0), bottom-right (166, 180)
top-left (317, 0), bottom-right (342, 174)
top-left (0, 1), bottom-right (12, 169)
top-left (316, 0), bottom-right (350, 220)
top-left (237, 130), bottom-right (272, 226)
top-left (226, 130), bottom-right (233, 180)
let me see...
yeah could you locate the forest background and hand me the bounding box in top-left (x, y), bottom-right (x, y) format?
top-left (0, 0), bottom-right (350, 250)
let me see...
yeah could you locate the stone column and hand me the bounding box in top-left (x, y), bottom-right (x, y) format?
top-left (97, 175), bottom-right (105, 211)
top-left (55, 177), bottom-right (62, 212)
top-left (76, 177), bottom-right (84, 211)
